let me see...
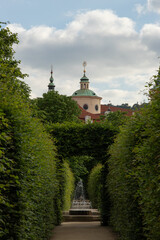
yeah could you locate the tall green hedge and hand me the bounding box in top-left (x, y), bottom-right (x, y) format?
top-left (107, 115), bottom-right (145, 240)
top-left (0, 88), bottom-right (59, 240)
top-left (134, 73), bottom-right (160, 239)
top-left (62, 161), bottom-right (75, 211)
top-left (88, 163), bottom-right (102, 209)
top-left (49, 121), bottom-right (116, 167)
top-left (107, 68), bottom-right (160, 240)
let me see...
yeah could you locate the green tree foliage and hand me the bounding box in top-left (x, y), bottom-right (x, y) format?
top-left (49, 121), bottom-right (116, 166)
top-left (48, 122), bottom-right (116, 213)
top-left (0, 22), bottom-right (30, 99)
top-left (33, 91), bottom-right (81, 124)
top-left (63, 161), bottom-right (75, 211)
top-left (101, 111), bottom-right (127, 131)
top-left (132, 102), bottom-right (148, 110)
top-left (88, 163), bottom-right (102, 209)
top-left (0, 23), bottom-right (61, 240)
top-left (67, 155), bottom-right (92, 182)
top-left (133, 68), bottom-right (160, 240)
top-left (0, 88), bottom-right (59, 240)
top-left (116, 103), bottom-right (131, 109)
top-left (107, 115), bottom-right (145, 239)
top-left (107, 67), bottom-right (160, 240)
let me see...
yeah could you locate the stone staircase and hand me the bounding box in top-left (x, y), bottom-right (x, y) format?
top-left (63, 209), bottom-right (101, 222)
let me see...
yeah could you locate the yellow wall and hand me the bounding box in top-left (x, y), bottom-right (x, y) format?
top-left (72, 96), bottom-right (102, 114)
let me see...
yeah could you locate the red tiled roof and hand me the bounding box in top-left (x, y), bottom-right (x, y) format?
top-left (101, 105), bottom-right (134, 116)
top-left (78, 104), bottom-right (134, 121)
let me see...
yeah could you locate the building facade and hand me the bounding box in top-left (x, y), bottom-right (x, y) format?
top-left (71, 63), bottom-right (133, 122)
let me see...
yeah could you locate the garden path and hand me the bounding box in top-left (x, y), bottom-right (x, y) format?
top-left (51, 221), bottom-right (118, 240)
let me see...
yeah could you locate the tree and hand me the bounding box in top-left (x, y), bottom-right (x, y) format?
top-left (33, 91), bottom-right (81, 124)
top-left (0, 22), bottom-right (63, 240)
top-left (0, 22), bottom-right (30, 99)
top-left (100, 110), bottom-right (127, 131)
top-left (116, 103), bottom-right (131, 109)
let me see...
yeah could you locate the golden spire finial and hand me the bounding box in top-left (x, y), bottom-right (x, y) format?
top-left (83, 61), bottom-right (87, 74)
top-left (51, 64), bottom-right (53, 75)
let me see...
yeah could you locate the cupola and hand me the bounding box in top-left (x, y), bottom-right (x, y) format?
top-left (48, 66), bottom-right (55, 91)
top-left (72, 61), bottom-right (102, 115)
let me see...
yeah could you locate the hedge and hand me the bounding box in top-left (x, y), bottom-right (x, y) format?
top-left (88, 163), bottom-right (103, 209)
top-left (0, 88), bottom-right (59, 240)
top-left (107, 115), bottom-right (145, 240)
top-left (62, 161), bottom-right (75, 211)
top-left (107, 68), bottom-right (160, 240)
top-left (49, 121), bottom-right (116, 167)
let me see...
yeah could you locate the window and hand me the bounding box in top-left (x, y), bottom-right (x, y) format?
top-left (83, 104), bottom-right (88, 110)
top-left (95, 105), bottom-right (98, 111)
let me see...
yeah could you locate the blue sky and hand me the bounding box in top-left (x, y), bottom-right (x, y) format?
top-left (1, 0), bottom-right (157, 29)
top-left (1, 0), bottom-right (160, 105)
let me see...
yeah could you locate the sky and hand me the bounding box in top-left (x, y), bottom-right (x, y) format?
top-left (1, 0), bottom-right (160, 105)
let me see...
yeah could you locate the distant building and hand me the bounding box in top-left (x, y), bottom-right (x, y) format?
top-left (48, 67), bottom-right (55, 91)
top-left (47, 63), bottom-right (134, 122)
top-left (72, 62), bottom-right (134, 122)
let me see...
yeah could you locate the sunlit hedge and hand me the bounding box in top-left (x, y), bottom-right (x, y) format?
top-left (63, 161), bottom-right (75, 211)
top-left (88, 163), bottom-right (102, 209)
top-left (0, 88), bottom-right (59, 240)
top-left (107, 115), bottom-right (144, 240)
top-left (107, 68), bottom-right (160, 240)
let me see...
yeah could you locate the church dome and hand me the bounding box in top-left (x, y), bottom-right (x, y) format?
top-left (72, 62), bottom-right (102, 115)
top-left (72, 62), bottom-right (97, 97)
top-left (72, 89), bottom-right (97, 96)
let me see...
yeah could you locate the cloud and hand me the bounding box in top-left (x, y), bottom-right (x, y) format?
top-left (147, 0), bottom-right (160, 14)
top-left (136, 0), bottom-right (160, 15)
top-left (8, 9), bottom-right (158, 105)
top-left (135, 4), bottom-right (146, 15)
top-left (140, 23), bottom-right (160, 54)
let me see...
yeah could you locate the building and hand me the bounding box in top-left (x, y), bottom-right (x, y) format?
top-left (72, 62), bottom-right (103, 122)
top-left (72, 62), bottom-right (134, 122)
top-left (48, 67), bottom-right (55, 91)
top-left (47, 63), bottom-right (134, 122)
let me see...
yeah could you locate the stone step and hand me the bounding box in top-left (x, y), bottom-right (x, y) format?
top-left (63, 209), bottom-right (101, 222)
top-left (63, 214), bottom-right (101, 222)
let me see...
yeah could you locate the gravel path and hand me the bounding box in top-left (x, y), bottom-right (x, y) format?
top-left (51, 222), bottom-right (118, 240)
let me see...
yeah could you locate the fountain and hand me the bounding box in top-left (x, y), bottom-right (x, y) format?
top-left (70, 179), bottom-right (92, 214)
top-left (63, 179), bottom-right (100, 221)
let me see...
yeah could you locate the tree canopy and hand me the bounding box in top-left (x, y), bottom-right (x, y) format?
top-left (0, 22), bottom-right (30, 99)
top-left (33, 91), bottom-right (81, 124)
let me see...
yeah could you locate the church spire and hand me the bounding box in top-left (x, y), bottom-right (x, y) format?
top-left (80, 61), bottom-right (89, 90)
top-left (83, 61), bottom-right (87, 76)
top-left (48, 65), bottom-right (55, 91)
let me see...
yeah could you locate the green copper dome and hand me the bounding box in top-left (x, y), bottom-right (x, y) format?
top-left (72, 89), bottom-right (97, 96)
top-left (80, 73), bottom-right (89, 82)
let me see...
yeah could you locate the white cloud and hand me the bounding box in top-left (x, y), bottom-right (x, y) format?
top-left (135, 0), bottom-right (160, 15)
top-left (100, 89), bottom-right (146, 106)
top-left (135, 4), bottom-right (146, 15)
top-left (8, 9), bottom-right (158, 105)
top-left (147, 0), bottom-right (160, 14)
top-left (140, 23), bottom-right (160, 54)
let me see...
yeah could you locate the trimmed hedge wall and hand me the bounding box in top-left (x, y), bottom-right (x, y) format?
top-left (62, 161), bottom-right (75, 211)
top-left (107, 115), bottom-right (145, 240)
top-left (48, 120), bottom-right (116, 224)
top-left (88, 163), bottom-right (102, 209)
top-left (0, 89), bottom-right (59, 240)
top-left (49, 121), bottom-right (116, 166)
top-left (107, 70), bottom-right (160, 240)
